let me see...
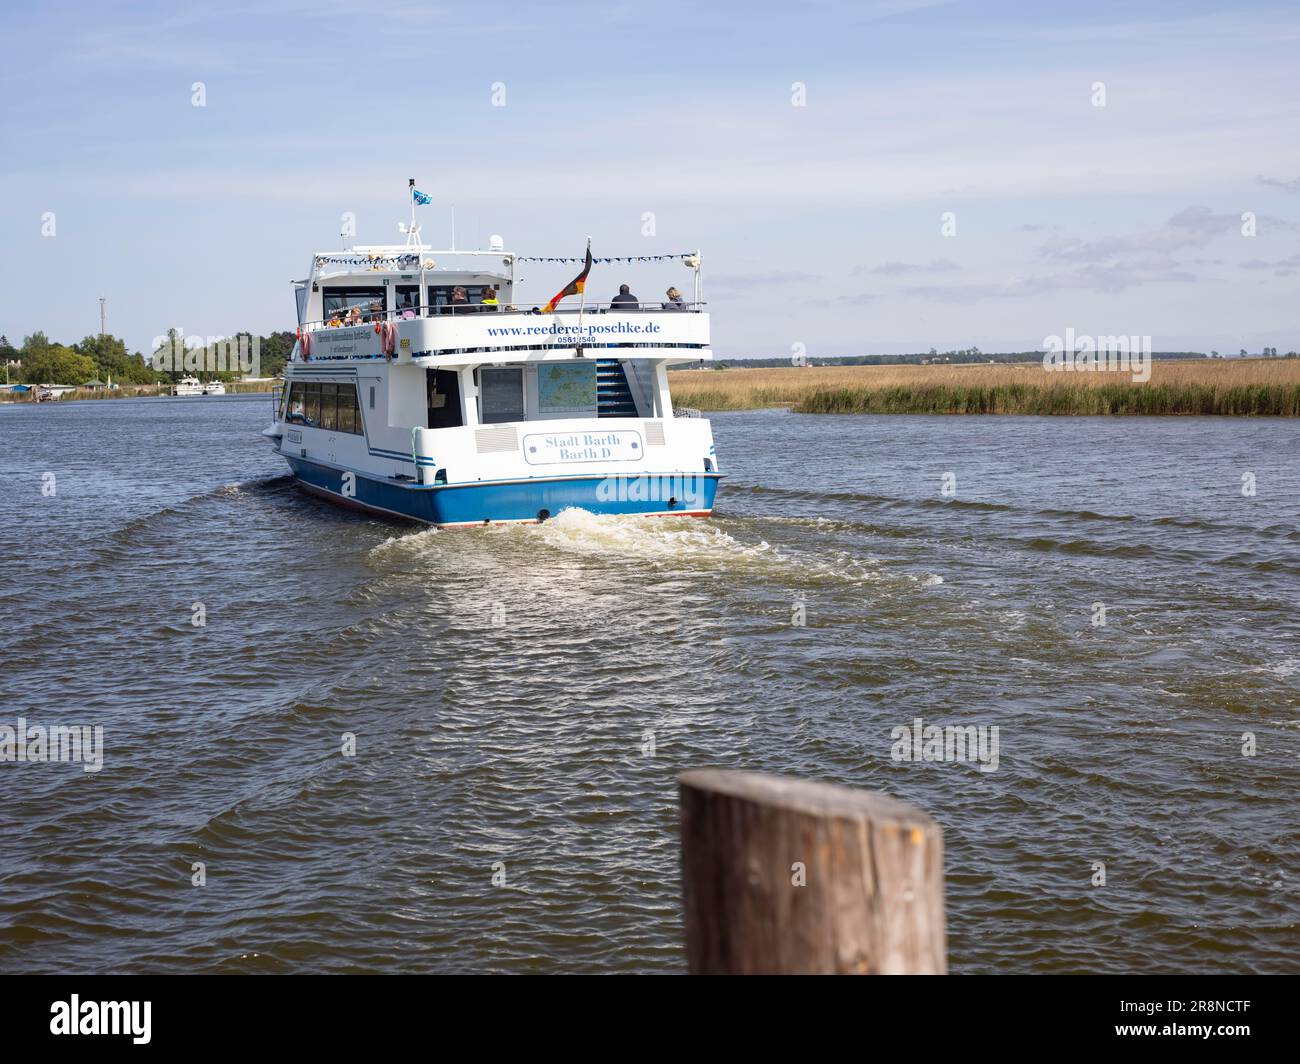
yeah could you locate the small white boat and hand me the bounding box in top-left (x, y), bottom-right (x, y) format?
top-left (172, 376), bottom-right (226, 396)
top-left (263, 201), bottom-right (722, 527)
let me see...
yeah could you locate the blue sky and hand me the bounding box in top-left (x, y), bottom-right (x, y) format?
top-left (2, 0), bottom-right (1298, 357)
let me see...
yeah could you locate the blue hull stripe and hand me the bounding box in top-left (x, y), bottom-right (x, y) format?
top-left (283, 454), bottom-right (719, 526)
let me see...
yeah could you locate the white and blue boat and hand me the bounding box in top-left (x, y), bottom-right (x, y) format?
top-left (264, 228), bottom-right (721, 527)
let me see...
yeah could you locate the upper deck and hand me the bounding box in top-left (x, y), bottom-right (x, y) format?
top-left (303, 307), bottom-right (711, 367)
top-left (294, 244), bottom-right (711, 368)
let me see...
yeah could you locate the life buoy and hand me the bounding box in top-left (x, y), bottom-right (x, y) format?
top-left (380, 321), bottom-right (397, 360)
top-left (299, 330), bottom-right (311, 361)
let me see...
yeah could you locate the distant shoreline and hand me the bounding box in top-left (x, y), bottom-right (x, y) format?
top-left (669, 359), bottom-right (1300, 416)
top-left (0, 381), bottom-right (274, 403)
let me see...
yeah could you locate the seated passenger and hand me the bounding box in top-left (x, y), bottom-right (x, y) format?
top-left (480, 286), bottom-right (499, 311)
top-left (345, 307), bottom-right (361, 325)
top-left (365, 301), bottom-right (383, 323)
top-left (610, 283), bottom-right (639, 310)
top-left (327, 313), bottom-right (343, 327)
top-left (448, 287), bottom-right (469, 314)
top-left (662, 286), bottom-right (687, 311)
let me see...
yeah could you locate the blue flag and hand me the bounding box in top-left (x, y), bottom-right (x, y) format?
top-left (412, 188), bottom-right (432, 205)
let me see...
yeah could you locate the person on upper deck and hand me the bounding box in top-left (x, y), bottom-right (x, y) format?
top-left (448, 287), bottom-right (469, 314)
top-left (365, 301), bottom-right (383, 323)
top-left (344, 307), bottom-right (361, 326)
top-left (610, 284), bottom-right (639, 310)
top-left (479, 285), bottom-right (499, 311)
top-left (662, 287), bottom-right (687, 311)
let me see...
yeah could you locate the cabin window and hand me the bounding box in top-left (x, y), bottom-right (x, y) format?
top-left (322, 286), bottom-right (387, 323)
top-left (284, 380), bottom-right (364, 434)
top-left (303, 382), bottom-right (322, 426)
top-left (318, 383), bottom-right (339, 431)
top-left (479, 368), bottom-right (524, 424)
top-left (286, 381), bottom-right (307, 423)
top-left (337, 385), bottom-right (358, 434)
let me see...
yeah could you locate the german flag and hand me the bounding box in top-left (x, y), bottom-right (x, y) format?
top-left (541, 243), bottom-right (593, 313)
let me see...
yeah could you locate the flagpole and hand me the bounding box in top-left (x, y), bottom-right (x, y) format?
top-left (575, 236), bottom-right (590, 358)
top-left (408, 179), bottom-right (416, 246)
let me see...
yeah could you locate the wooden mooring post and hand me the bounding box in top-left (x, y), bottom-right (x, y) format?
top-left (678, 770), bottom-right (946, 974)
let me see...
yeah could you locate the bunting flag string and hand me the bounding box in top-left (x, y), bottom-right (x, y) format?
top-left (314, 251), bottom-right (698, 268)
top-left (514, 253), bottom-right (696, 264)
top-left (315, 253), bottom-right (424, 269)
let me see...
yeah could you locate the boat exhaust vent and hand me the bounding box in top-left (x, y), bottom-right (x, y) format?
top-left (645, 421), bottom-right (666, 447)
top-left (475, 425), bottom-right (519, 453)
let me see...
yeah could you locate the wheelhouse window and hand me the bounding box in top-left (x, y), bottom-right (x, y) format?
top-left (395, 284), bottom-right (421, 318)
top-left (479, 367), bottom-right (524, 424)
top-left (322, 286), bottom-right (387, 323)
top-left (428, 284), bottom-right (499, 314)
top-left (284, 381), bottom-right (364, 434)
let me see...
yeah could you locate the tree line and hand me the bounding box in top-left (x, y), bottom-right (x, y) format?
top-left (1, 331), bottom-right (296, 386)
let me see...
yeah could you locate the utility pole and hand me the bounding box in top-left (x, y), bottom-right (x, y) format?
top-left (99, 297), bottom-right (106, 337)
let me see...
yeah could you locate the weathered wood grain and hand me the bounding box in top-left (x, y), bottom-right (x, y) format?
top-left (679, 770), bottom-right (946, 974)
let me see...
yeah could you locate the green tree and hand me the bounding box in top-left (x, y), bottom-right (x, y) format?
top-left (21, 331), bottom-right (54, 360)
top-left (20, 344), bottom-right (97, 385)
top-left (259, 330), bottom-right (295, 378)
top-left (74, 333), bottom-right (158, 384)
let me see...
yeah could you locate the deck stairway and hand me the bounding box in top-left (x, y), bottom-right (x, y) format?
top-left (596, 359), bottom-right (638, 417)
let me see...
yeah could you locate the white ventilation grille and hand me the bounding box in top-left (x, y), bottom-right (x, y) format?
top-left (645, 421), bottom-right (666, 447)
top-left (475, 425), bottom-right (519, 453)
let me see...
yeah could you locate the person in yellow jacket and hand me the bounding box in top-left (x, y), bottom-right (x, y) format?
top-left (479, 285), bottom-right (499, 312)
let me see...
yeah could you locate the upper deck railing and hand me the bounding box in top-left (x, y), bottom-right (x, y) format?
top-left (298, 304), bottom-right (712, 364)
top-left (302, 300), bottom-right (706, 332)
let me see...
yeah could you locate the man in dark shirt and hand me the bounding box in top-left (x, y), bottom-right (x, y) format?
top-left (610, 283), bottom-right (639, 310)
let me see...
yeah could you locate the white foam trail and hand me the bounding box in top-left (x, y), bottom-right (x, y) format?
top-left (367, 507), bottom-right (926, 589)
top-left (495, 507), bottom-right (777, 566)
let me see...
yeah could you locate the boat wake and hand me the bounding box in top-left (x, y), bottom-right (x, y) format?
top-left (501, 506), bottom-right (773, 564)
top-left (369, 506), bottom-right (945, 590)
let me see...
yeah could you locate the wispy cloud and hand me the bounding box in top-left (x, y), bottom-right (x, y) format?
top-left (1036, 207), bottom-right (1241, 264)
top-left (856, 258), bottom-right (959, 276)
top-left (1240, 252), bottom-right (1300, 276)
top-left (1256, 175), bottom-right (1300, 193)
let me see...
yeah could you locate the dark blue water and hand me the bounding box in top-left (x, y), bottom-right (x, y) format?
top-left (1, 396), bottom-right (1296, 972)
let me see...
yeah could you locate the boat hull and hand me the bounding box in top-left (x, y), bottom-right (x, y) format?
top-left (284, 454), bottom-right (720, 527)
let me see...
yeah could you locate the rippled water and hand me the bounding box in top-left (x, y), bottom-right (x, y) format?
top-left (1, 396), bottom-right (1297, 973)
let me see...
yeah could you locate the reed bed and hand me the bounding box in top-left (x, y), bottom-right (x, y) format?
top-left (668, 360), bottom-right (1300, 416)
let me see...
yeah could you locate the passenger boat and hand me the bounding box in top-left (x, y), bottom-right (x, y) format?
top-left (172, 376), bottom-right (204, 396)
top-left (263, 221), bottom-right (722, 527)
